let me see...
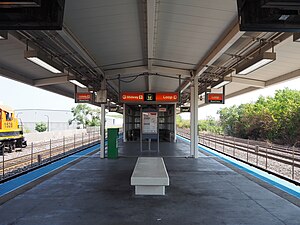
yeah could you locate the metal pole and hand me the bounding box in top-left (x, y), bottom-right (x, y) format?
top-left (89, 132), bottom-right (91, 145)
top-left (265, 147), bottom-right (268, 169)
top-left (31, 142), bottom-right (33, 167)
top-left (82, 132), bottom-right (84, 147)
top-left (215, 133), bottom-right (217, 150)
top-left (247, 139), bottom-right (249, 162)
top-left (256, 146), bottom-right (259, 166)
top-left (63, 136), bottom-right (65, 155)
top-left (74, 134), bottom-right (76, 150)
top-left (49, 139), bottom-right (52, 161)
top-left (222, 134), bottom-right (225, 152)
top-left (233, 137), bottom-right (236, 156)
top-left (2, 147), bottom-right (4, 177)
top-left (292, 146), bottom-right (295, 180)
top-left (100, 104), bottom-right (105, 158)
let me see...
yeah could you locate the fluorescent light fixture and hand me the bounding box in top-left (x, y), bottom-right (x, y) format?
top-left (0, 0), bottom-right (41, 8)
top-left (293, 33), bottom-right (300, 42)
top-left (24, 50), bottom-right (63, 74)
top-left (278, 15), bottom-right (289, 21)
top-left (236, 52), bottom-right (276, 75)
top-left (213, 77), bottom-right (232, 89)
top-left (0, 31), bottom-right (8, 40)
top-left (69, 79), bottom-right (87, 88)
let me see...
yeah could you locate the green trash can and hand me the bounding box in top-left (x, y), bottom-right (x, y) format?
top-left (107, 128), bottom-right (119, 159)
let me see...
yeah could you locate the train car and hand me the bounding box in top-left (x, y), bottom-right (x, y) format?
top-left (0, 105), bottom-right (27, 154)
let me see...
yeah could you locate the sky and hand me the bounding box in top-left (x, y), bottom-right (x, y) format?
top-left (0, 75), bottom-right (300, 122)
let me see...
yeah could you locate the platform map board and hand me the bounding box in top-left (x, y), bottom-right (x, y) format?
top-left (142, 112), bottom-right (158, 134)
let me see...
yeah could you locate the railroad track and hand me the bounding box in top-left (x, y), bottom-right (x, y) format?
top-left (0, 133), bottom-right (100, 180)
top-left (177, 129), bottom-right (300, 183)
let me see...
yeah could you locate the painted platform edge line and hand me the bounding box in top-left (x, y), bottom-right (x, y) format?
top-left (177, 135), bottom-right (300, 199)
top-left (0, 144), bottom-right (101, 197)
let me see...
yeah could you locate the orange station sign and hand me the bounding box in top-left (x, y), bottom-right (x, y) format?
top-left (206, 93), bottom-right (224, 104)
top-left (121, 92), bottom-right (144, 102)
top-left (121, 92), bottom-right (179, 103)
top-left (76, 93), bottom-right (93, 103)
top-left (156, 92), bottom-right (179, 102)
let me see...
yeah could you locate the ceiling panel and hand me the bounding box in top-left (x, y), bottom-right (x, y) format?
top-left (64, 0), bottom-right (144, 67)
top-left (155, 0), bottom-right (238, 70)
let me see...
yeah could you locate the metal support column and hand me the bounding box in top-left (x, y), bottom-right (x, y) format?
top-left (190, 82), bottom-right (195, 157)
top-left (173, 104), bottom-right (177, 143)
top-left (190, 78), bottom-right (199, 158)
top-left (100, 104), bottom-right (105, 159)
top-left (123, 104), bottom-right (126, 142)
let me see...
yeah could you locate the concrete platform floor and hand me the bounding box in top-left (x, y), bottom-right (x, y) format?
top-left (0, 139), bottom-right (300, 225)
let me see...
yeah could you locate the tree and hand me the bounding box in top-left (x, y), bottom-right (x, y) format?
top-left (69, 104), bottom-right (101, 128)
top-left (35, 122), bottom-right (47, 132)
top-left (217, 88), bottom-right (300, 146)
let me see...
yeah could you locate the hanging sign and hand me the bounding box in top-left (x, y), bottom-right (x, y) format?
top-left (180, 106), bottom-right (190, 112)
top-left (144, 93), bottom-right (156, 101)
top-left (156, 92), bottom-right (179, 102)
top-left (121, 92), bottom-right (144, 102)
top-left (159, 107), bottom-right (167, 112)
top-left (109, 106), bottom-right (118, 112)
top-left (120, 92), bottom-right (179, 103)
top-left (76, 93), bottom-right (93, 103)
top-left (206, 93), bottom-right (224, 104)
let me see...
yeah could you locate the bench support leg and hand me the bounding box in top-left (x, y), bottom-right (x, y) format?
top-left (135, 185), bottom-right (165, 195)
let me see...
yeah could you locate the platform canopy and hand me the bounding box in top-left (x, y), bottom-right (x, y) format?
top-left (0, 0), bottom-right (300, 107)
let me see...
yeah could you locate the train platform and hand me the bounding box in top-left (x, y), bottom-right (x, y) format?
top-left (0, 138), bottom-right (300, 225)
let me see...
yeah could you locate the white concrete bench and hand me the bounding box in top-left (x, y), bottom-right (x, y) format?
top-left (131, 157), bottom-right (169, 195)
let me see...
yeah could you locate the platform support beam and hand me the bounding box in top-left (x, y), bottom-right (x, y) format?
top-left (190, 78), bottom-right (199, 158)
top-left (173, 104), bottom-right (177, 143)
top-left (100, 104), bottom-right (105, 159)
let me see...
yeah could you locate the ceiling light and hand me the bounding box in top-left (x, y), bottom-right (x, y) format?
top-left (0, 31), bottom-right (8, 40)
top-left (69, 79), bottom-right (87, 88)
top-left (24, 50), bottom-right (63, 74)
top-left (0, 0), bottom-right (41, 8)
top-left (293, 33), bottom-right (300, 42)
top-left (236, 52), bottom-right (276, 75)
top-left (213, 77), bottom-right (232, 89)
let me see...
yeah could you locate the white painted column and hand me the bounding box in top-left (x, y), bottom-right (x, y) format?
top-left (173, 104), bottom-right (177, 142)
top-left (123, 104), bottom-right (126, 142)
top-left (193, 79), bottom-right (199, 158)
top-left (190, 79), bottom-right (199, 158)
top-left (190, 83), bottom-right (195, 157)
top-left (100, 104), bottom-right (105, 159)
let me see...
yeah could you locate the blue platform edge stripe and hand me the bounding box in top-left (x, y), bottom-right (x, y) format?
top-left (177, 135), bottom-right (300, 199)
top-left (0, 144), bottom-right (100, 197)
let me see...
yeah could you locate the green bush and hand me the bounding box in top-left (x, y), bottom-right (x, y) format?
top-left (35, 122), bottom-right (47, 132)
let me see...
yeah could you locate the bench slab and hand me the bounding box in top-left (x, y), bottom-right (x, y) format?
top-left (131, 157), bottom-right (169, 195)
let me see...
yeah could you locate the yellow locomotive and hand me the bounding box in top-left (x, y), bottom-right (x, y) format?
top-left (0, 105), bottom-right (27, 154)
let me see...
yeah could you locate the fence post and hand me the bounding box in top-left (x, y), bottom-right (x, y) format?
top-left (63, 136), bottom-right (65, 155)
top-left (31, 142), bottom-right (33, 167)
top-left (50, 139), bottom-right (52, 161)
top-left (256, 145), bottom-right (259, 166)
top-left (233, 137), bottom-right (236, 157)
top-left (247, 139), bottom-right (249, 162)
top-left (214, 133), bottom-right (217, 150)
top-left (222, 134), bottom-right (225, 152)
top-left (265, 147), bottom-right (268, 169)
top-left (82, 132), bottom-right (84, 147)
top-left (2, 148), bottom-right (4, 177)
top-left (292, 146), bottom-right (295, 180)
top-left (74, 134), bottom-right (76, 150)
top-left (89, 132), bottom-right (91, 145)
